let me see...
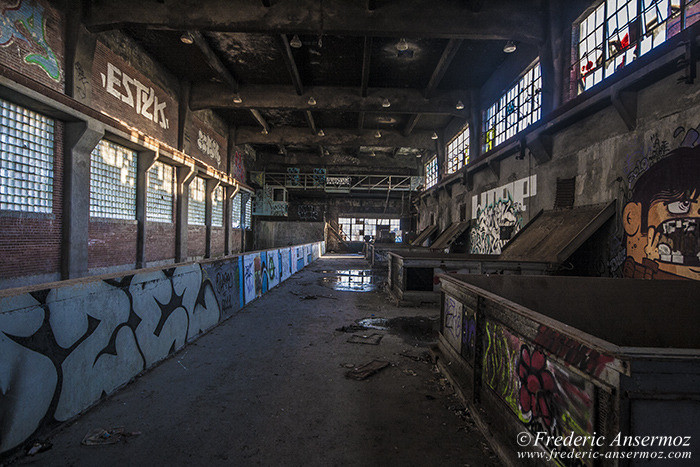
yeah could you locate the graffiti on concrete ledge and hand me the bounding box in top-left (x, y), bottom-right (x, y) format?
top-left (0, 0), bottom-right (61, 81)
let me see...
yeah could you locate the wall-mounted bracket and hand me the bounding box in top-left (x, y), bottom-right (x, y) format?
top-left (611, 85), bottom-right (638, 131)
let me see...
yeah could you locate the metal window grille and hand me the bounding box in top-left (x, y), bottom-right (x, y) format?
top-left (0, 99), bottom-right (54, 213)
top-left (577, 0), bottom-right (685, 94)
top-left (232, 192), bottom-right (242, 228)
top-left (188, 176), bottom-right (206, 225)
top-left (446, 125), bottom-right (470, 174)
top-left (146, 161), bottom-right (174, 223)
top-left (337, 217), bottom-right (402, 242)
top-left (90, 140), bottom-right (137, 219)
top-left (425, 156), bottom-right (438, 189)
top-left (212, 185), bottom-right (224, 227)
top-left (481, 61), bottom-right (542, 153)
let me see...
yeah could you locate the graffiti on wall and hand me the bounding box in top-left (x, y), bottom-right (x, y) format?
top-left (534, 325), bottom-right (613, 378)
top-left (197, 129), bottom-right (221, 166)
top-left (483, 320), bottom-right (595, 463)
top-left (0, 264), bottom-right (219, 453)
top-left (297, 204), bottom-right (321, 221)
top-left (101, 62), bottom-right (170, 130)
top-left (243, 254), bottom-right (256, 304)
top-left (461, 307), bottom-right (476, 362)
top-left (0, 0), bottom-right (61, 81)
top-left (232, 151), bottom-right (246, 183)
top-left (202, 258), bottom-right (241, 317)
top-left (267, 249), bottom-right (279, 289)
top-left (616, 124), bottom-right (700, 280)
top-left (443, 295), bottom-right (462, 353)
top-left (470, 175), bottom-right (537, 255)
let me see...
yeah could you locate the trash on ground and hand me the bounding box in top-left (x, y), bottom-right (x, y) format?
top-left (335, 324), bottom-right (368, 333)
top-left (399, 350), bottom-right (431, 363)
top-left (290, 291), bottom-right (338, 300)
top-left (26, 440), bottom-right (52, 456)
top-left (81, 427), bottom-right (141, 446)
top-left (345, 360), bottom-right (390, 380)
top-left (402, 369), bottom-right (418, 376)
top-left (346, 333), bottom-right (383, 345)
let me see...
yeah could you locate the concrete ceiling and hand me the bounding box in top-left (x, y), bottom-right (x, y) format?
top-left (98, 0), bottom-right (551, 163)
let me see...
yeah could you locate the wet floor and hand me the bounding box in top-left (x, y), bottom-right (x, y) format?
top-left (15, 254), bottom-right (498, 467)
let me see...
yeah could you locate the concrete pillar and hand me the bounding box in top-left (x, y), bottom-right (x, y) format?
top-left (224, 186), bottom-right (238, 255)
top-left (62, 120), bottom-right (104, 279)
top-left (204, 179), bottom-right (220, 258)
top-left (469, 89), bottom-right (481, 163)
top-left (175, 166), bottom-right (196, 263)
top-left (136, 151), bottom-right (157, 268)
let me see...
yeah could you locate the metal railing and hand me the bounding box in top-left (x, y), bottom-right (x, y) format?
top-left (263, 172), bottom-right (423, 192)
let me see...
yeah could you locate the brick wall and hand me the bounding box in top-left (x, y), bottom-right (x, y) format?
top-left (188, 226), bottom-right (206, 259)
top-left (0, 0), bottom-right (65, 92)
top-left (0, 121), bottom-right (63, 281)
top-left (230, 229), bottom-right (245, 254)
top-left (211, 226), bottom-right (225, 257)
top-left (88, 220), bottom-right (137, 269)
top-left (146, 221), bottom-right (176, 263)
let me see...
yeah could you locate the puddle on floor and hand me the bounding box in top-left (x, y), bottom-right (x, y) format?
top-left (319, 269), bottom-right (380, 292)
top-left (337, 316), bottom-right (439, 343)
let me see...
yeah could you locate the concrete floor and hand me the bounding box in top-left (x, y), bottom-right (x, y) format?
top-left (16, 254), bottom-right (498, 466)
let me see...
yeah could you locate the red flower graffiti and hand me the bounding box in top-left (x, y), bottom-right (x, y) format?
top-left (518, 346), bottom-right (555, 427)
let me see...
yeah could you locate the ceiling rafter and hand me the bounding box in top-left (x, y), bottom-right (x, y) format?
top-left (84, 0), bottom-right (545, 43)
top-left (360, 37), bottom-right (372, 98)
top-left (278, 34), bottom-right (304, 95)
top-left (189, 30), bottom-right (239, 92)
top-left (249, 109), bottom-right (270, 134)
top-left (190, 83), bottom-right (470, 115)
top-left (304, 110), bottom-right (318, 134)
top-left (236, 127), bottom-right (437, 150)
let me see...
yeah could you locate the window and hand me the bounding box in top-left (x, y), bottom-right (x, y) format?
top-left (90, 140), bottom-right (137, 219)
top-left (212, 185), bottom-right (224, 227)
top-left (0, 99), bottom-right (55, 213)
top-left (425, 156), bottom-right (438, 189)
top-left (337, 217), bottom-right (402, 242)
top-left (146, 161), bottom-right (174, 223)
top-left (482, 61), bottom-right (542, 153)
top-left (243, 195), bottom-right (252, 229)
top-left (232, 192), bottom-right (242, 228)
top-left (188, 176), bottom-right (206, 225)
top-left (577, 0), bottom-right (693, 94)
top-left (446, 125), bottom-right (470, 174)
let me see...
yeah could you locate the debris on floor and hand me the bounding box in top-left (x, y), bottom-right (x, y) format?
top-left (402, 369), bottom-right (418, 376)
top-left (399, 350), bottom-right (432, 363)
top-left (345, 360), bottom-right (390, 380)
top-left (26, 440), bottom-right (52, 456)
top-left (81, 427), bottom-right (141, 446)
top-left (290, 291), bottom-right (338, 300)
top-left (335, 324), bottom-right (368, 333)
top-left (346, 333), bottom-right (383, 345)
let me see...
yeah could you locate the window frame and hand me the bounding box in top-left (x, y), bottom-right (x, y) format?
top-left (188, 176), bottom-right (206, 226)
top-left (446, 124), bottom-right (470, 175)
top-left (424, 156), bottom-right (438, 189)
top-left (89, 139), bottom-right (138, 220)
top-left (146, 160), bottom-right (175, 223)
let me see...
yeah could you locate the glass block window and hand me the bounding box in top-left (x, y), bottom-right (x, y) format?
top-left (425, 156), bottom-right (438, 189)
top-left (337, 217), bottom-right (402, 242)
top-left (146, 161), bottom-right (174, 223)
top-left (90, 140), bottom-right (137, 219)
top-left (446, 125), bottom-right (470, 174)
top-left (212, 185), bottom-right (224, 227)
top-left (0, 99), bottom-right (54, 213)
top-left (482, 61), bottom-right (542, 153)
top-left (232, 192), bottom-right (242, 228)
top-left (577, 0), bottom-right (685, 94)
top-left (188, 176), bottom-right (206, 225)
top-left (243, 196), bottom-right (252, 229)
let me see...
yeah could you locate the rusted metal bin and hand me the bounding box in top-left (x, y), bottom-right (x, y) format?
top-left (436, 274), bottom-right (700, 466)
top-left (387, 251), bottom-right (556, 305)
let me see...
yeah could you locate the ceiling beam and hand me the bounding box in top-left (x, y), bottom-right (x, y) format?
top-left (318, 144), bottom-right (325, 158)
top-left (249, 109), bottom-right (270, 134)
top-left (304, 110), bottom-right (317, 134)
top-left (403, 114), bottom-right (421, 136)
top-left (360, 37), bottom-right (372, 98)
top-left (278, 34), bottom-right (304, 95)
top-left (189, 31), bottom-right (238, 92)
top-left (190, 83), bottom-right (470, 115)
top-left (358, 112), bottom-right (365, 131)
top-left (424, 38), bottom-right (463, 98)
top-left (84, 0), bottom-right (545, 43)
top-left (236, 127), bottom-right (437, 150)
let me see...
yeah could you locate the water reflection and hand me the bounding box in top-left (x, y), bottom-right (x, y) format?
top-left (320, 269), bottom-right (378, 292)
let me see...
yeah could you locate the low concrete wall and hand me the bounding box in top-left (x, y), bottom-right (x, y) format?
top-left (255, 221), bottom-right (324, 250)
top-left (0, 241), bottom-right (325, 455)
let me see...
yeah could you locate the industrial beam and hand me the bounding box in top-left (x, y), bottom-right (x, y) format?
top-left (304, 110), bottom-right (318, 135)
top-left (190, 31), bottom-right (238, 92)
top-left (84, 0), bottom-right (545, 43)
top-left (360, 37), bottom-right (372, 98)
top-left (358, 111), bottom-right (365, 130)
top-left (236, 127), bottom-right (437, 150)
top-left (190, 83), bottom-right (470, 115)
top-left (318, 144), bottom-right (325, 158)
top-left (249, 109), bottom-right (270, 134)
top-left (278, 34), bottom-right (304, 95)
top-left (424, 39), bottom-right (463, 98)
top-left (403, 114), bottom-right (421, 136)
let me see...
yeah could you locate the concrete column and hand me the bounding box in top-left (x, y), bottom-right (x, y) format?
top-left (62, 120), bottom-right (104, 279)
top-left (175, 166), bottom-right (196, 263)
top-left (469, 89), bottom-right (481, 162)
top-left (204, 179), bottom-right (220, 258)
top-left (136, 150), bottom-right (157, 268)
top-left (224, 186), bottom-right (238, 255)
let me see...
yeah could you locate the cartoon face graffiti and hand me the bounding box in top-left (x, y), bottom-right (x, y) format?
top-left (622, 146), bottom-right (700, 280)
